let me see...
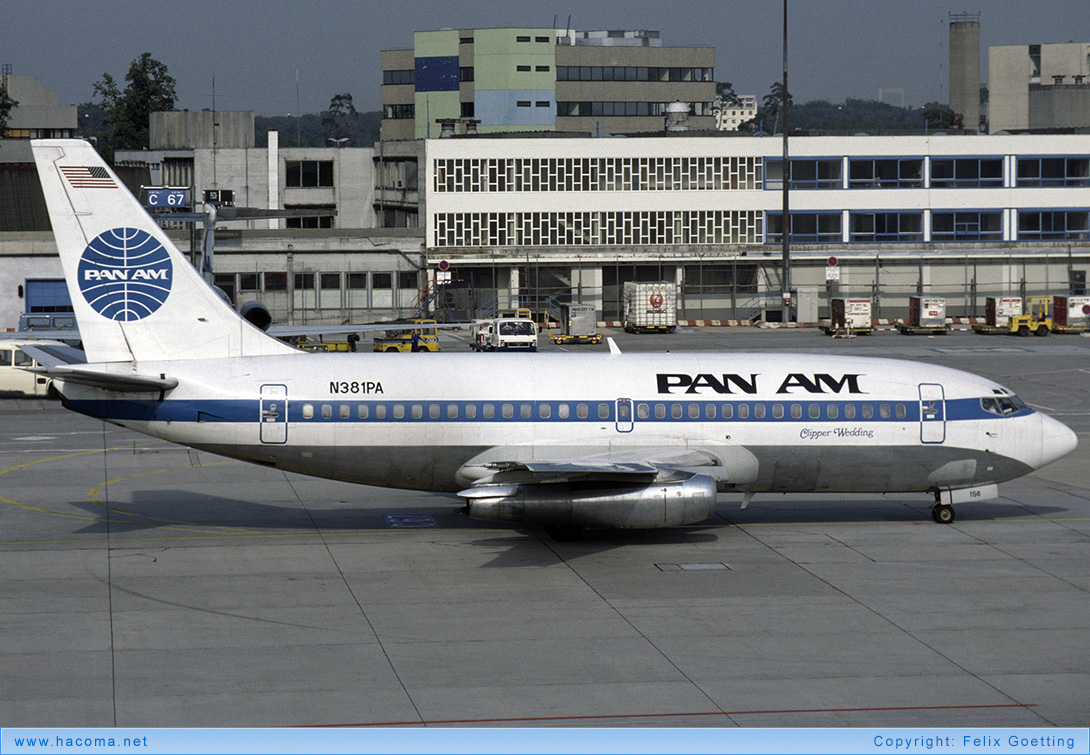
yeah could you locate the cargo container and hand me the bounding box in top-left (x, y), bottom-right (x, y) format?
top-left (985, 297), bottom-right (1022, 327)
top-left (622, 281), bottom-right (677, 333)
top-left (824, 298), bottom-right (872, 335)
top-left (897, 296), bottom-right (947, 334)
top-left (1052, 295), bottom-right (1090, 330)
top-left (551, 303), bottom-right (601, 344)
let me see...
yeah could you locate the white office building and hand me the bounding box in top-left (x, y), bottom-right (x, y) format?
top-left (423, 132), bottom-right (1090, 320)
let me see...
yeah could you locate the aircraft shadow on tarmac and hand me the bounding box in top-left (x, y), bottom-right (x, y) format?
top-left (63, 489), bottom-right (1069, 540)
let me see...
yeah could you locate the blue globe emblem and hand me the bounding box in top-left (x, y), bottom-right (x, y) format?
top-left (78, 228), bottom-right (173, 321)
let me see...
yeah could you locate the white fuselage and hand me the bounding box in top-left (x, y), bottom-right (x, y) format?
top-left (56, 350), bottom-right (1074, 497)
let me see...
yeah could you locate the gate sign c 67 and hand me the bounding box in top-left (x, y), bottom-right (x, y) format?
top-left (145, 188), bottom-right (190, 209)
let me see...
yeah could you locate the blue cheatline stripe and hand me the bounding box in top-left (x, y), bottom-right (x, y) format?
top-left (65, 397), bottom-right (1032, 425)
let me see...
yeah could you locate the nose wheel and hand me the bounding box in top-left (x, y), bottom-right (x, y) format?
top-left (931, 503), bottom-right (955, 524)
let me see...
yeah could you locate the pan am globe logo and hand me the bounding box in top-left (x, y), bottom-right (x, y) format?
top-left (78, 228), bottom-right (173, 321)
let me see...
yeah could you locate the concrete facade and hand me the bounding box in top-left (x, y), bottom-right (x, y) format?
top-left (0, 74), bottom-right (77, 140)
top-left (150, 110), bottom-right (256, 150)
top-left (988, 42), bottom-right (1090, 132)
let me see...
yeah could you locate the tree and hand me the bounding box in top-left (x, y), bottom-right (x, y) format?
top-left (93, 52), bottom-right (177, 158)
top-left (763, 81), bottom-right (793, 134)
top-left (715, 81), bottom-right (741, 109)
top-left (0, 81), bottom-right (18, 141)
top-left (321, 93), bottom-right (358, 144)
top-left (922, 102), bottom-right (956, 131)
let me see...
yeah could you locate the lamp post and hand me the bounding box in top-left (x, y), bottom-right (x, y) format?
top-left (781, 0), bottom-right (792, 323)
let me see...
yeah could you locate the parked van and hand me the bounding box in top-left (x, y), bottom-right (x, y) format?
top-left (0, 340), bottom-right (65, 397)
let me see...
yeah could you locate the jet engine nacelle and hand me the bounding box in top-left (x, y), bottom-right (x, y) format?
top-left (240, 300), bottom-right (273, 332)
top-left (460, 473), bottom-right (717, 530)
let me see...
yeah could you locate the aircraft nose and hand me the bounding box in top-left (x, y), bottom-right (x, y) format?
top-left (1038, 413), bottom-right (1078, 467)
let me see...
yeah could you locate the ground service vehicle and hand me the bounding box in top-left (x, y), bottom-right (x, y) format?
top-left (1009, 297), bottom-right (1052, 337)
top-left (0, 339), bottom-right (67, 397)
top-left (372, 319), bottom-right (440, 352)
top-left (472, 317), bottom-right (538, 351)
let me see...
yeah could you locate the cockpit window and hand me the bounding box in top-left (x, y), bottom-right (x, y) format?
top-left (981, 394), bottom-right (1027, 416)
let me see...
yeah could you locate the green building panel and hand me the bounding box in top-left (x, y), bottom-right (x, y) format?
top-left (474, 28), bottom-right (557, 92)
top-left (414, 91), bottom-right (461, 139)
top-left (413, 29), bottom-right (460, 58)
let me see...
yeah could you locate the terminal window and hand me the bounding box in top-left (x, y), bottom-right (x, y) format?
top-left (286, 161), bottom-right (333, 188)
top-left (1016, 157), bottom-right (1090, 187)
top-left (930, 157), bottom-right (1003, 188)
top-left (848, 158), bottom-right (923, 189)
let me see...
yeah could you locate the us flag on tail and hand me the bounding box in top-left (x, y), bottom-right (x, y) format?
top-left (60, 165), bottom-right (117, 189)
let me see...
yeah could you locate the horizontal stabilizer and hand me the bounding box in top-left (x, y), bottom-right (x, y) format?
top-left (17, 343), bottom-right (87, 367)
top-left (26, 365), bottom-right (178, 393)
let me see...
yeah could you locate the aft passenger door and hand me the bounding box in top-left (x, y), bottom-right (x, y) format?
top-left (260, 384), bottom-right (288, 444)
top-left (918, 383), bottom-right (946, 444)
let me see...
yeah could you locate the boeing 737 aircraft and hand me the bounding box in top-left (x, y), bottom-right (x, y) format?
top-left (28, 139), bottom-right (1077, 539)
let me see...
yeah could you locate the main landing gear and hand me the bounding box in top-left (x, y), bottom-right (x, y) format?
top-left (930, 502), bottom-right (955, 524)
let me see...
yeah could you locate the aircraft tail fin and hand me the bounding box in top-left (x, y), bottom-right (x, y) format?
top-left (31, 139), bottom-right (296, 364)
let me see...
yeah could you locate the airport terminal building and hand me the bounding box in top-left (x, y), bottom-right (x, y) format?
top-left (4, 127), bottom-right (1090, 328)
top-left (422, 131), bottom-right (1090, 321)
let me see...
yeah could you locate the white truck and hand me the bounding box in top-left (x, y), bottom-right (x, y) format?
top-left (471, 317), bottom-right (538, 351)
top-left (622, 281), bottom-right (677, 333)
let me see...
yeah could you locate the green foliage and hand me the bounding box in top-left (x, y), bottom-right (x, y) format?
top-left (0, 81), bottom-right (18, 137)
top-left (256, 110), bottom-right (381, 148)
top-left (741, 92), bottom-right (953, 134)
top-left (93, 52), bottom-right (177, 159)
top-left (322, 93), bottom-right (358, 142)
top-left (715, 81), bottom-right (741, 109)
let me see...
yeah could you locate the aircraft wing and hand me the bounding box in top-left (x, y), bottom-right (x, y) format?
top-left (458, 447), bottom-right (728, 487)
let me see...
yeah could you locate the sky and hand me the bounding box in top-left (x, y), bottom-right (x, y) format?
top-left (3, 0), bottom-right (1089, 116)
